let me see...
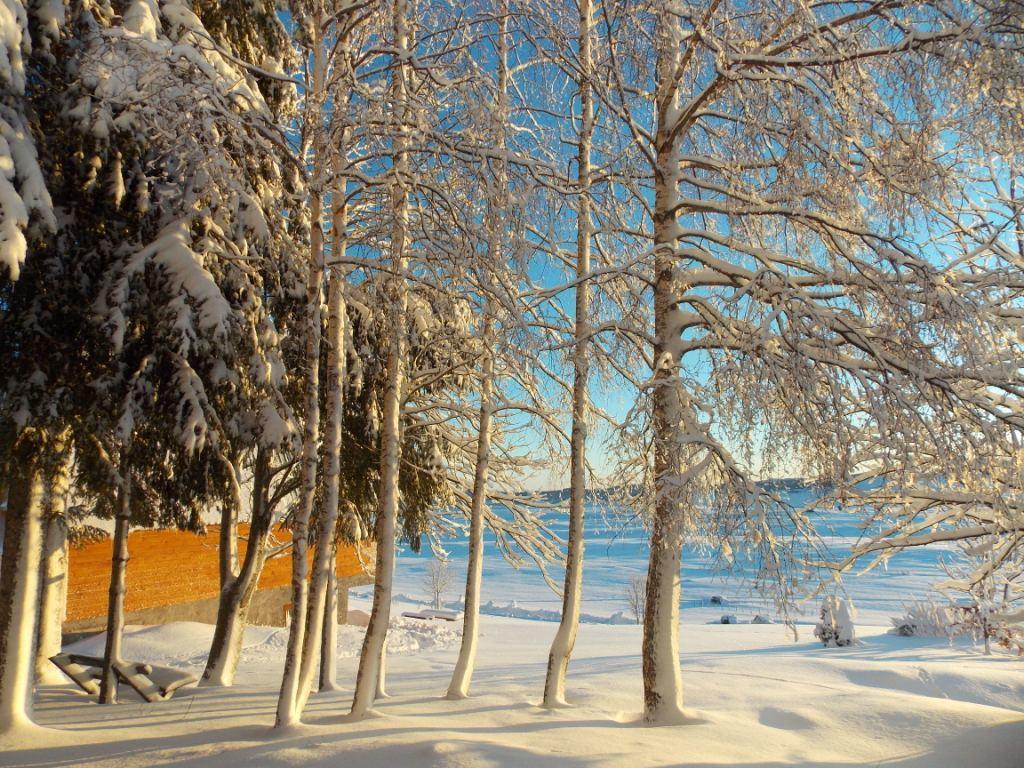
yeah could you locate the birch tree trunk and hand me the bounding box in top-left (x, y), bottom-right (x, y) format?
top-left (294, 257), bottom-right (347, 717)
top-left (274, 214), bottom-right (324, 727)
top-left (202, 449), bottom-right (274, 687)
top-left (319, 563), bottom-right (338, 692)
top-left (318, 160), bottom-right (348, 696)
top-left (447, 318), bottom-right (494, 700)
top-left (100, 473), bottom-right (131, 705)
top-left (0, 454), bottom-right (45, 733)
top-left (375, 635), bottom-right (388, 699)
top-left (274, 8), bottom-right (328, 725)
top-left (447, 1), bottom-right (509, 700)
top-left (350, 0), bottom-right (411, 718)
top-left (641, 9), bottom-right (687, 724)
top-left (543, 0), bottom-right (593, 709)
top-left (217, 457), bottom-right (241, 591)
top-left (35, 513), bottom-right (68, 685)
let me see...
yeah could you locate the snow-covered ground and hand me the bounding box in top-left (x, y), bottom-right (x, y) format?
top-left (3, 598), bottom-right (1022, 767)
top-left (3, 497), bottom-right (1021, 766)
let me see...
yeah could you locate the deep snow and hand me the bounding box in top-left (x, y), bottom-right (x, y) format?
top-left (2, 601), bottom-right (1022, 767)
top-left (2, 496), bottom-right (1020, 766)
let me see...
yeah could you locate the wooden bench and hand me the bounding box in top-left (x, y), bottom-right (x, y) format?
top-left (50, 653), bottom-right (198, 702)
top-left (112, 660), bottom-right (198, 702)
top-left (49, 653), bottom-right (104, 695)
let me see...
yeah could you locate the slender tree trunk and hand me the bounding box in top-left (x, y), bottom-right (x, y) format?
top-left (274, 11), bottom-right (328, 725)
top-left (642, 10), bottom-right (687, 724)
top-left (100, 474), bottom-right (131, 705)
top-left (218, 456), bottom-right (242, 590)
top-left (202, 449), bottom-right (274, 687)
top-left (351, 340), bottom-right (402, 717)
top-left (35, 513), bottom-right (69, 685)
top-left (319, 563), bottom-right (338, 692)
top-left (375, 635), bottom-right (388, 699)
top-left (447, 1), bottom-right (509, 701)
top-left (350, 0), bottom-right (410, 720)
top-left (275, 215), bottom-right (324, 728)
top-left (338, 585), bottom-right (349, 624)
top-left (295, 254), bottom-right (347, 717)
top-left (319, 148), bottom-right (352, 696)
top-left (0, 454), bottom-right (45, 733)
top-left (447, 318), bottom-right (494, 700)
top-left (543, 0), bottom-right (593, 709)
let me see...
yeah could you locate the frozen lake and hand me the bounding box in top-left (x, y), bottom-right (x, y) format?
top-left (372, 486), bottom-right (962, 626)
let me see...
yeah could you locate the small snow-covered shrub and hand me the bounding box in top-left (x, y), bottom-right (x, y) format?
top-left (814, 597), bottom-right (855, 647)
top-left (890, 601), bottom-right (955, 638)
top-left (720, 614), bottom-right (738, 624)
top-left (752, 614), bottom-right (773, 625)
top-left (951, 604), bottom-right (1024, 656)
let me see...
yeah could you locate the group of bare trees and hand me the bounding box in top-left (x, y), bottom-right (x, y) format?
top-left (1, 0), bottom-right (1022, 736)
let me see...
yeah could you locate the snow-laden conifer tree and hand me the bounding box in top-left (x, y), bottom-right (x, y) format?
top-left (1, 0), bottom-right (300, 726)
top-left (0, 0), bottom-right (51, 282)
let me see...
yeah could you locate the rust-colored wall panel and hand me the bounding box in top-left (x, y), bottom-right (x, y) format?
top-left (66, 525), bottom-right (375, 625)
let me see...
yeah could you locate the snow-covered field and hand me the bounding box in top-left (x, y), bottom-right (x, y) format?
top-left (3, 498), bottom-right (1021, 767)
top-left (3, 607), bottom-right (1021, 767)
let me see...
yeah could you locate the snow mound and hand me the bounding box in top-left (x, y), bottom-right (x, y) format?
top-left (844, 665), bottom-right (1024, 712)
top-left (65, 622), bottom-right (221, 669)
top-left (64, 617), bottom-right (461, 675)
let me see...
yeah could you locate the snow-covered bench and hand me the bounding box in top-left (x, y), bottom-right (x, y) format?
top-left (49, 653), bottom-right (197, 702)
top-left (113, 660), bottom-right (198, 702)
top-left (49, 653), bottom-right (104, 695)
top-left (401, 608), bottom-right (462, 622)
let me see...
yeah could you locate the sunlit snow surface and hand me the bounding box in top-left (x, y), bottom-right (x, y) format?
top-left (7, 491), bottom-right (1019, 768)
top-left (385, 493), bottom-right (959, 626)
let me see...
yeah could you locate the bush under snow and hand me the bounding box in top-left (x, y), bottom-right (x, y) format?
top-left (814, 597), bottom-right (856, 647)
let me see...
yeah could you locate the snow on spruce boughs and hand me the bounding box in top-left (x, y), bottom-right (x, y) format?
top-left (0, 0), bottom-right (53, 281)
top-left (78, 0), bottom-right (301, 457)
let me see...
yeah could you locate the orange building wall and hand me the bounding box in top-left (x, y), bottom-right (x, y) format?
top-left (66, 525), bottom-right (375, 625)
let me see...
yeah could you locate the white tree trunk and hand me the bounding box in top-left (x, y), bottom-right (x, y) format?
top-left (375, 637), bottom-right (388, 699)
top-left (202, 449), bottom-right (274, 687)
top-left (100, 475), bottom-right (131, 705)
top-left (35, 513), bottom-right (68, 685)
top-left (0, 459), bottom-right (45, 733)
top-left (447, 319), bottom-right (494, 700)
top-left (338, 585), bottom-right (349, 624)
top-left (447, 1), bottom-right (509, 700)
top-left (274, 209), bottom-right (324, 728)
top-left (349, 0), bottom-right (410, 720)
top-left (319, 565), bottom-right (338, 692)
top-left (294, 261), bottom-right (346, 717)
top-left (642, 9), bottom-right (687, 724)
top-left (217, 458), bottom-right (241, 591)
top-left (274, 12), bottom-right (328, 724)
top-left (543, 0), bottom-right (593, 709)
top-left (350, 349), bottom-right (402, 717)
